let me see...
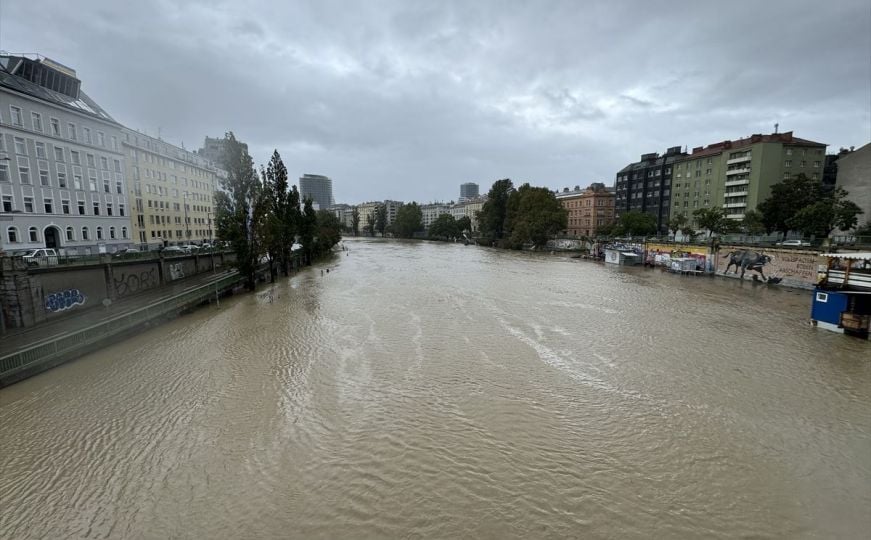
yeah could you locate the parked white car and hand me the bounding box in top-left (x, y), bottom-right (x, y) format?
top-left (776, 239), bottom-right (811, 247)
top-left (20, 248), bottom-right (59, 266)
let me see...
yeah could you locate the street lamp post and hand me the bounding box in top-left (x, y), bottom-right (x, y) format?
top-left (183, 192), bottom-right (191, 244)
top-left (208, 211), bottom-right (219, 307)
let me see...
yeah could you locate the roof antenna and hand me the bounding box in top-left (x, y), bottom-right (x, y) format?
top-left (774, 122), bottom-right (779, 134)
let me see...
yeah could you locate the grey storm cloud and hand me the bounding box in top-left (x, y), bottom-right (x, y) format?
top-left (4, 0), bottom-right (869, 204)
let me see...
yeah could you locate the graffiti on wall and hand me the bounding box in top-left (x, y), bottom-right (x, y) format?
top-left (45, 288), bottom-right (86, 312)
top-left (645, 242), bottom-right (711, 270)
top-left (113, 267), bottom-right (158, 298)
top-left (716, 246), bottom-right (820, 286)
top-left (169, 263), bottom-right (185, 281)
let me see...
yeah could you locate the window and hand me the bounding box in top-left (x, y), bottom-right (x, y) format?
top-left (31, 112), bottom-right (43, 132)
top-left (50, 118), bottom-right (60, 136)
top-left (71, 151), bottom-right (81, 165)
top-left (122, 227), bottom-right (128, 239)
top-left (87, 154), bottom-right (96, 168)
top-left (114, 159), bottom-right (122, 173)
top-left (83, 127), bottom-right (92, 144)
top-left (10, 106), bottom-right (23, 126)
top-left (39, 162), bottom-right (50, 186)
top-left (92, 201), bottom-right (100, 215)
top-left (0, 161), bottom-right (8, 182)
top-left (784, 160), bottom-right (791, 167)
top-left (19, 162), bottom-right (31, 184)
top-left (783, 172), bottom-right (791, 179)
top-left (14, 137), bottom-right (27, 155)
top-left (100, 156), bottom-right (108, 170)
top-left (110, 227), bottom-right (116, 239)
top-left (96, 226), bottom-right (103, 240)
top-left (73, 170), bottom-right (83, 190)
top-left (62, 199), bottom-right (70, 214)
top-left (68, 123), bottom-right (77, 140)
top-left (29, 227), bottom-right (38, 242)
top-left (44, 198), bottom-right (53, 213)
top-left (800, 161), bottom-right (806, 167)
top-left (88, 170), bottom-right (97, 191)
top-left (107, 202), bottom-right (113, 216)
top-left (35, 142), bottom-right (46, 159)
top-left (814, 161), bottom-right (821, 168)
top-left (7, 226), bottom-right (18, 243)
top-left (706, 169), bottom-right (711, 175)
top-left (816, 292), bottom-right (828, 303)
top-left (54, 146), bottom-right (64, 162)
top-left (786, 148), bottom-right (793, 156)
top-left (111, 136), bottom-right (118, 152)
top-left (24, 196), bottom-right (34, 212)
top-left (2, 194), bottom-right (12, 212)
top-left (82, 227), bottom-right (89, 240)
top-left (66, 227), bottom-right (74, 241)
top-left (78, 200), bottom-right (85, 215)
top-left (96, 132), bottom-right (105, 147)
top-left (119, 203), bottom-right (125, 216)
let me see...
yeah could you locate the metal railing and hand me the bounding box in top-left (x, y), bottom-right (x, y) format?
top-left (0, 272), bottom-right (243, 379)
top-left (2, 248), bottom-right (233, 269)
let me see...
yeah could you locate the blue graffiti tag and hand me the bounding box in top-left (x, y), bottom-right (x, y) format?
top-left (44, 288), bottom-right (87, 313)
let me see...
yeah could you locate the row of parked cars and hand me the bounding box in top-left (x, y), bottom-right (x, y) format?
top-left (4, 242), bottom-right (228, 267)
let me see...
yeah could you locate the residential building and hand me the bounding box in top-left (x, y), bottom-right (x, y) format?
top-left (383, 200), bottom-right (402, 225)
top-left (614, 146), bottom-right (686, 234)
top-left (557, 183), bottom-right (616, 237)
top-left (122, 129), bottom-right (222, 248)
top-left (834, 142), bottom-right (871, 230)
top-left (197, 136), bottom-right (247, 167)
top-left (0, 53), bottom-right (132, 255)
top-left (421, 202), bottom-right (450, 229)
top-left (461, 197), bottom-right (486, 232)
top-left (300, 174), bottom-right (333, 210)
top-left (671, 131), bottom-right (826, 221)
top-left (356, 201), bottom-right (381, 233)
top-left (459, 182), bottom-right (479, 201)
top-left (329, 203), bottom-right (355, 230)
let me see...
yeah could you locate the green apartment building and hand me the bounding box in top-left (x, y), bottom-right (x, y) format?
top-left (670, 131), bottom-right (826, 222)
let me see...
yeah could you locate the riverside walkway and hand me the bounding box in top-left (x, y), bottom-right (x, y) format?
top-left (0, 269), bottom-right (243, 386)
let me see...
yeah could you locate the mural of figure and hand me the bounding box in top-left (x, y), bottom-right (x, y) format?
top-left (723, 250), bottom-right (772, 281)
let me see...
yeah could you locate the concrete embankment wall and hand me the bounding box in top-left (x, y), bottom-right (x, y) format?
top-left (0, 252), bottom-right (235, 330)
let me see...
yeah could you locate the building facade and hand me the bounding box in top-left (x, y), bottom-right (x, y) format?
top-left (459, 182), bottom-right (479, 201)
top-left (197, 136), bottom-right (247, 167)
top-left (300, 174), bottom-right (333, 210)
top-left (614, 146), bottom-right (686, 235)
top-left (834, 142), bottom-right (870, 230)
top-left (122, 129), bottom-right (221, 248)
top-left (671, 131), bottom-right (826, 222)
top-left (421, 202), bottom-right (450, 229)
top-left (557, 183), bottom-right (615, 237)
top-left (1, 54), bottom-right (132, 255)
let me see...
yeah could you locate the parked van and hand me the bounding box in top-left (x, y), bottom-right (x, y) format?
top-left (20, 248), bottom-right (59, 267)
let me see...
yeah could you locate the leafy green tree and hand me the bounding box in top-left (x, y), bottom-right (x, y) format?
top-left (429, 213), bottom-right (459, 240)
top-left (478, 179), bottom-right (514, 243)
top-left (741, 209), bottom-right (766, 235)
top-left (668, 213), bottom-right (689, 239)
top-left (456, 215), bottom-right (472, 234)
top-left (758, 174), bottom-right (822, 235)
top-left (352, 207), bottom-right (360, 237)
top-left (692, 206), bottom-right (735, 238)
top-left (366, 211), bottom-right (376, 236)
top-left (786, 187), bottom-right (864, 237)
top-left (299, 198), bottom-right (318, 264)
top-left (504, 183), bottom-right (568, 249)
top-left (261, 150), bottom-right (297, 279)
top-left (214, 132), bottom-right (262, 290)
top-left (393, 202), bottom-right (423, 238)
top-left (612, 211), bottom-right (657, 237)
top-left (316, 210), bottom-right (343, 252)
top-left (375, 205), bottom-right (388, 237)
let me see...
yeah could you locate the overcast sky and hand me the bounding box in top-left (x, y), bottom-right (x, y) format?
top-left (4, 0), bottom-right (870, 204)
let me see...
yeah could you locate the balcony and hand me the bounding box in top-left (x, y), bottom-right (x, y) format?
top-left (724, 190), bottom-right (748, 198)
top-left (725, 178), bottom-right (750, 187)
top-left (726, 155), bottom-right (752, 165)
top-left (723, 202), bottom-right (747, 209)
top-left (726, 167), bottom-right (751, 176)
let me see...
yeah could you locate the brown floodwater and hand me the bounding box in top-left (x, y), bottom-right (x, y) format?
top-left (1, 238), bottom-right (869, 539)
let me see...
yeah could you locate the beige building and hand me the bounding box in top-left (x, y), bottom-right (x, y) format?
top-left (835, 143), bottom-right (871, 230)
top-left (122, 129), bottom-right (223, 248)
top-left (556, 183), bottom-right (615, 237)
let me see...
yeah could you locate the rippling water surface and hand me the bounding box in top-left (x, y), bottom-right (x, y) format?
top-left (1, 239), bottom-right (870, 539)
